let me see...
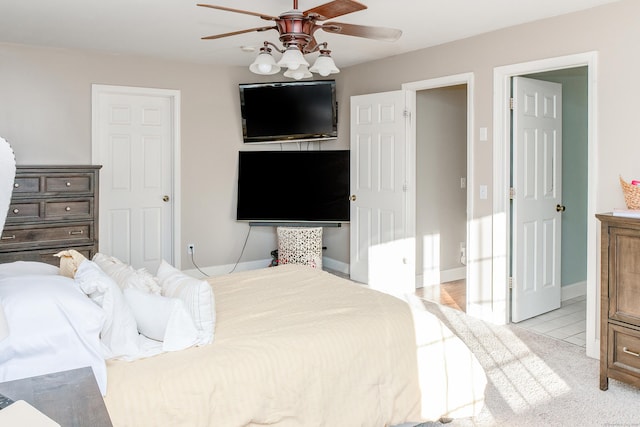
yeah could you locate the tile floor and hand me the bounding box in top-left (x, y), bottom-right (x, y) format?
top-left (513, 295), bottom-right (587, 347)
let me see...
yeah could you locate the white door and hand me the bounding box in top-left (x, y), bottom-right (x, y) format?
top-left (511, 77), bottom-right (563, 322)
top-left (92, 86), bottom-right (177, 271)
top-left (350, 91), bottom-right (415, 296)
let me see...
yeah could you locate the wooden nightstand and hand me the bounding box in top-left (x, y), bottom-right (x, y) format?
top-left (0, 367), bottom-right (112, 426)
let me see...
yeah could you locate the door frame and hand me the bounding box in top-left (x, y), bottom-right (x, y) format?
top-left (492, 52), bottom-right (598, 358)
top-left (403, 72), bottom-right (475, 313)
top-left (91, 84), bottom-right (182, 268)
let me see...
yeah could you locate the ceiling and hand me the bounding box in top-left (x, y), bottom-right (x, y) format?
top-left (0, 0), bottom-right (621, 69)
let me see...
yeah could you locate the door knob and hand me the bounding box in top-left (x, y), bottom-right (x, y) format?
top-left (163, 195), bottom-right (170, 202)
top-left (350, 195), bottom-right (357, 201)
top-left (556, 204), bottom-right (566, 212)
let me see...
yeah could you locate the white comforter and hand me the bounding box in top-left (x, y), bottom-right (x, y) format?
top-left (104, 265), bottom-right (486, 426)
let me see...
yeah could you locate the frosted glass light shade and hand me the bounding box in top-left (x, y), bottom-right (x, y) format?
top-left (309, 55), bottom-right (339, 77)
top-left (249, 51), bottom-right (281, 75)
top-left (283, 64), bottom-right (312, 80)
top-left (277, 46), bottom-right (308, 71)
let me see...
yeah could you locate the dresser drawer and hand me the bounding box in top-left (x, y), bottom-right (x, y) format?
top-left (12, 177), bottom-right (40, 193)
top-left (6, 202), bottom-right (41, 221)
top-left (0, 223), bottom-right (93, 249)
top-left (45, 175), bottom-right (93, 193)
top-left (0, 245), bottom-right (96, 267)
top-left (46, 200), bottom-right (92, 219)
top-left (10, 172), bottom-right (95, 198)
top-left (608, 323), bottom-right (640, 378)
top-left (5, 199), bottom-right (93, 223)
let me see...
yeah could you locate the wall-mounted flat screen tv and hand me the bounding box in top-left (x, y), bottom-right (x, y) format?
top-left (239, 80), bottom-right (337, 144)
top-left (237, 150), bottom-right (349, 223)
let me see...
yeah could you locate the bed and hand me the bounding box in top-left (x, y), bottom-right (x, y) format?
top-left (0, 259), bottom-right (486, 426)
top-left (0, 139), bottom-right (485, 424)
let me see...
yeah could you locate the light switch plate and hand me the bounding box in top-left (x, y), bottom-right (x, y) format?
top-left (480, 185), bottom-right (488, 200)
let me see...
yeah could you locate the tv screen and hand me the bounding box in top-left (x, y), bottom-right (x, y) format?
top-left (239, 80), bottom-right (337, 144)
top-left (237, 150), bottom-right (350, 223)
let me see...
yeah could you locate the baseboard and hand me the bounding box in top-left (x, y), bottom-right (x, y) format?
top-left (182, 258), bottom-right (272, 278)
top-left (440, 267), bottom-right (466, 283)
top-left (322, 257), bottom-right (349, 275)
top-left (182, 256), bottom-right (349, 278)
top-left (561, 280), bottom-right (587, 301)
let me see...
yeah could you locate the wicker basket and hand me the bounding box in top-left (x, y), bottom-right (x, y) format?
top-left (620, 176), bottom-right (640, 209)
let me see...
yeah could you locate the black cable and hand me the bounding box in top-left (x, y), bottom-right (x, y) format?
top-left (229, 225), bottom-right (252, 274)
top-left (190, 250), bottom-right (209, 278)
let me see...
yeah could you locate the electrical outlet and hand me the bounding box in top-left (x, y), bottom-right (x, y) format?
top-left (187, 243), bottom-right (195, 255)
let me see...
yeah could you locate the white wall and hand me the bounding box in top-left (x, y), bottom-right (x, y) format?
top-left (0, 43), bottom-right (350, 270)
top-left (1, 0), bottom-right (638, 276)
top-left (336, 0), bottom-right (639, 318)
top-left (416, 86), bottom-right (467, 285)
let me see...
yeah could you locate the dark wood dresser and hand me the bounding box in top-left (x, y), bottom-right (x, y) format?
top-left (0, 165), bottom-right (100, 266)
top-left (597, 213), bottom-right (640, 390)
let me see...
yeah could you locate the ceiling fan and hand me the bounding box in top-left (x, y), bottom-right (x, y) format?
top-left (197, 0), bottom-right (402, 78)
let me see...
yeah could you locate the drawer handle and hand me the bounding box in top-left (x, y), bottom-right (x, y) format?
top-left (12, 208), bottom-right (19, 214)
top-left (623, 347), bottom-right (640, 358)
top-left (68, 230), bottom-right (84, 236)
top-left (65, 206), bottom-right (71, 211)
top-left (66, 182), bottom-right (71, 187)
top-left (13, 183), bottom-right (19, 188)
top-left (1, 235), bottom-right (16, 240)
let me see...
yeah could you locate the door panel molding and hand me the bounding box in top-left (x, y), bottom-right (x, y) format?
top-left (91, 84), bottom-right (181, 268)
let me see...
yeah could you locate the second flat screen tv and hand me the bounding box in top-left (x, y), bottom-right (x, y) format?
top-left (239, 80), bottom-right (337, 144)
top-left (237, 150), bottom-right (349, 223)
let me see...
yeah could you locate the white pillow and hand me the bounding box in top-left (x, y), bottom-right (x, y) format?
top-left (92, 253), bottom-right (161, 295)
top-left (0, 261), bottom-right (59, 278)
top-left (74, 260), bottom-right (140, 359)
top-left (0, 274), bottom-right (107, 395)
top-left (123, 288), bottom-right (198, 352)
top-left (156, 260), bottom-right (215, 345)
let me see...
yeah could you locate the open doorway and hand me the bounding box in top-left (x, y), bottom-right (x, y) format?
top-left (510, 67), bottom-right (589, 347)
top-left (412, 84), bottom-right (469, 312)
top-left (493, 52), bottom-right (598, 357)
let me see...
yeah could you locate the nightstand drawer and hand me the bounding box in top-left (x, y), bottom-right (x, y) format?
top-left (0, 223), bottom-right (93, 248)
top-left (609, 324), bottom-right (640, 377)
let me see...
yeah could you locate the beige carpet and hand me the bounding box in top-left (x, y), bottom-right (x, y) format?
top-left (418, 299), bottom-right (640, 427)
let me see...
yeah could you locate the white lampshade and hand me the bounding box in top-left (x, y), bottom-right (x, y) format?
top-left (309, 53), bottom-right (340, 77)
top-left (0, 305), bottom-right (8, 342)
top-left (277, 46), bottom-right (309, 71)
top-left (283, 64), bottom-right (312, 80)
top-left (249, 50), bottom-right (281, 75)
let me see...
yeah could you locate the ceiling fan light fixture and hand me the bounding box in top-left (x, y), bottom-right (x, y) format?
top-left (249, 46), bottom-right (281, 75)
top-left (283, 64), bottom-right (313, 80)
top-left (198, 0), bottom-right (402, 80)
top-left (309, 50), bottom-right (339, 77)
top-left (277, 46), bottom-right (309, 71)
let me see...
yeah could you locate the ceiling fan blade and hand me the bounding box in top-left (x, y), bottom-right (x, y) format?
top-left (197, 4), bottom-right (278, 21)
top-left (303, 36), bottom-right (320, 54)
top-left (303, 0), bottom-right (367, 21)
top-left (201, 26), bottom-right (277, 40)
top-left (321, 22), bottom-right (402, 42)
